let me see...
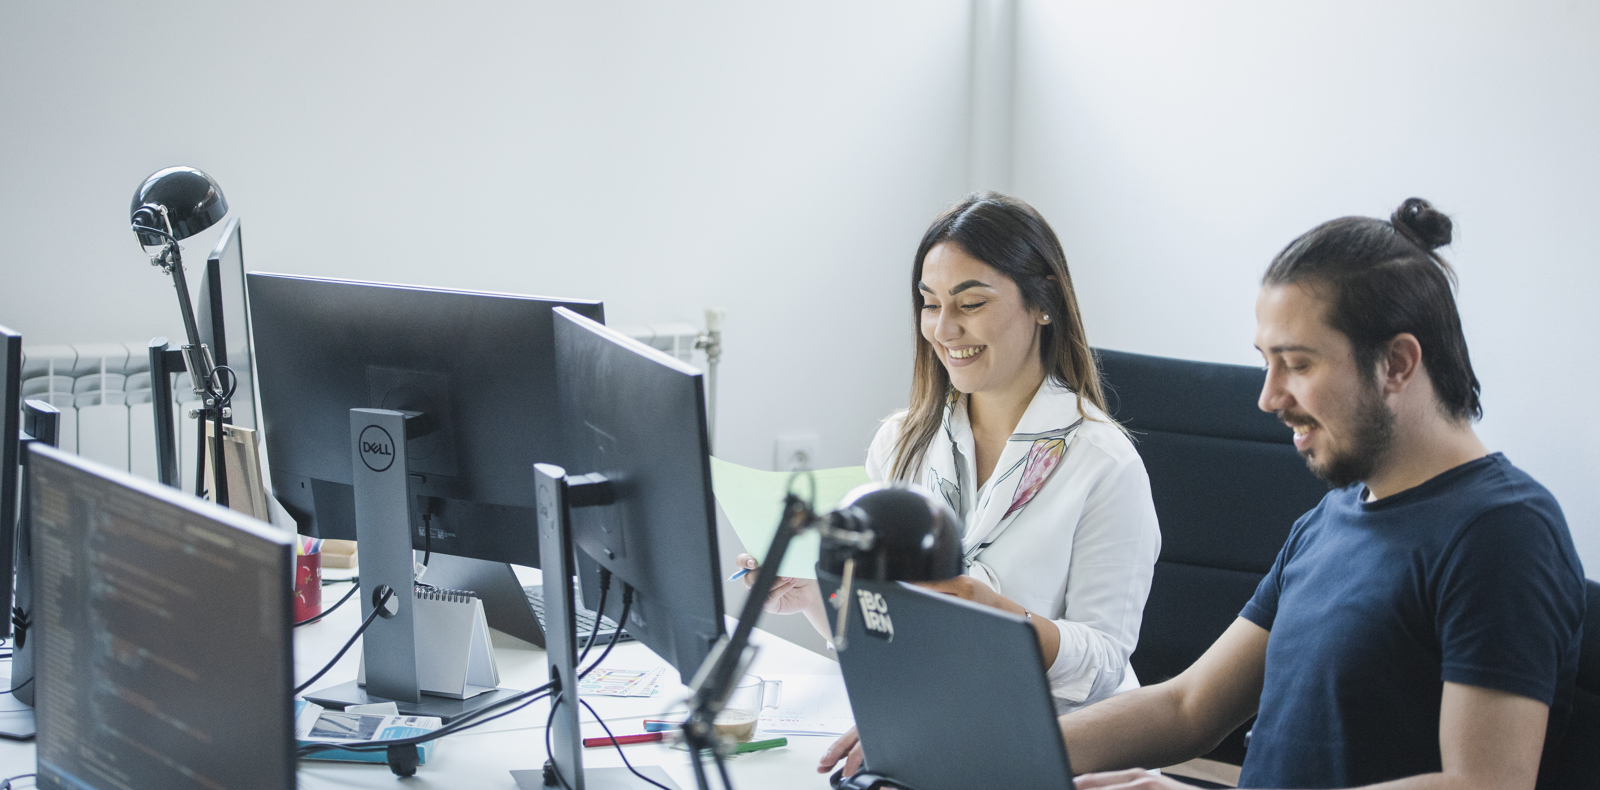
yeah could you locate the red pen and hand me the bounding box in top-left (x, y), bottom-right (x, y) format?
top-left (583, 732), bottom-right (665, 748)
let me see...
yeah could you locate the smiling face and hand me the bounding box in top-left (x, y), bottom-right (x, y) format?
top-left (918, 242), bottom-right (1049, 397)
top-left (1255, 283), bottom-right (1396, 487)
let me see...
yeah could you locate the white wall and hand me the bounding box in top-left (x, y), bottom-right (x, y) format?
top-left (0, 1), bottom-right (974, 472)
top-left (1012, 1), bottom-right (1600, 572)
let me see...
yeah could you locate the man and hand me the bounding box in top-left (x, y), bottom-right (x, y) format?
top-left (1061, 198), bottom-right (1587, 790)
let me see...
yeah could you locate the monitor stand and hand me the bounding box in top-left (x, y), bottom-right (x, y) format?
top-left (0, 662), bottom-right (35, 741)
top-left (4, 402), bottom-right (62, 741)
top-left (303, 409), bottom-right (518, 723)
top-left (508, 463), bottom-right (681, 790)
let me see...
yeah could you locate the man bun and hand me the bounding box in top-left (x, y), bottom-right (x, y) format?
top-left (1391, 197), bottom-right (1453, 250)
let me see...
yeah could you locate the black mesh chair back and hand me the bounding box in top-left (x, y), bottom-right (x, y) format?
top-left (1541, 578), bottom-right (1599, 790)
top-left (1096, 348), bottom-right (1329, 764)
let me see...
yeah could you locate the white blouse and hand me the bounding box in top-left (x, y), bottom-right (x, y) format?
top-left (864, 380), bottom-right (1161, 712)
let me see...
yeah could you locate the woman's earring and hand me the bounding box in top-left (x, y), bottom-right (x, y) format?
top-left (1041, 314), bottom-right (1051, 324)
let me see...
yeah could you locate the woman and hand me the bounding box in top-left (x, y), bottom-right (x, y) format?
top-left (740, 193), bottom-right (1161, 775)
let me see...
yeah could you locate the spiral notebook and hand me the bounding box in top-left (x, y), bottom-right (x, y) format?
top-left (359, 586), bottom-right (500, 700)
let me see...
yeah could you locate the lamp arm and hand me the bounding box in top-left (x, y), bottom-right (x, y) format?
top-left (682, 494), bottom-right (815, 773)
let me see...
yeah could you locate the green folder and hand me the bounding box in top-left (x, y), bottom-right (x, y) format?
top-left (709, 457), bottom-right (871, 580)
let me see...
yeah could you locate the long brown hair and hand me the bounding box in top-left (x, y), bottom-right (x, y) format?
top-left (889, 192), bottom-right (1111, 481)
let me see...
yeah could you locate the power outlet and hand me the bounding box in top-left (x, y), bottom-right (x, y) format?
top-left (775, 433), bottom-right (819, 471)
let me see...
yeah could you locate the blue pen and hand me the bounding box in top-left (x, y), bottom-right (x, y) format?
top-left (727, 568), bottom-right (751, 581)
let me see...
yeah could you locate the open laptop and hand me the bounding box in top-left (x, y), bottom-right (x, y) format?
top-left (828, 577), bottom-right (1075, 790)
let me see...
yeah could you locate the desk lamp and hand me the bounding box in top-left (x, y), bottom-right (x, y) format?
top-left (680, 482), bottom-right (962, 790)
top-left (130, 166), bottom-right (235, 505)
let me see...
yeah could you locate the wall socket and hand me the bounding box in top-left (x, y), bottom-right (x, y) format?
top-left (774, 433), bottom-right (819, 471)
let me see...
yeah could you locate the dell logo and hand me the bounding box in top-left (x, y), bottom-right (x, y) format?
top-left (359, 425), bottom-right (396, 472)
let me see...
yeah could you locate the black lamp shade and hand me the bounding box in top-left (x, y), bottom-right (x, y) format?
top-left (819, 484), bottom-right (964, 583)
top-left (131, 166), bottom-right (228, 246)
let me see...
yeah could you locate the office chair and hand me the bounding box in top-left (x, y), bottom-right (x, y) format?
top-left (1541, 578), bottom-right (1600, 790)
top-left (1095, 348), bottom-right (1329, 766)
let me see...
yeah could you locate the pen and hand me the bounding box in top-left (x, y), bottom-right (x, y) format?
top-left (643, 719), bottom-right (681, 732)
top-left (727, 568), bottom-right (751, 581)
top-left (733, 737), bottom-right (787, 754)
top-left (583, 732), bottom-right (665, 748)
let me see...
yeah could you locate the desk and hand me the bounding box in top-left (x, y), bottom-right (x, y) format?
top-left (0, 577), bottom-right (847, 789)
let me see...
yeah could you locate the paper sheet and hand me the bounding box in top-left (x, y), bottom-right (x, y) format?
top-left (756, 674), bottom-right (855, 737)
top-left (710, 458), bottom-right (872, 580)
top-left (578, 667), bottom-right (665, 697)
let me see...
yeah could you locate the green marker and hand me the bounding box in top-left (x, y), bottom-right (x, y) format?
top-left (732, 737), bottom-right (787, 755)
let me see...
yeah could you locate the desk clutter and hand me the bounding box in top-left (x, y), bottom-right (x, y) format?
top-left (2, 256), bottom-right (1043, 790)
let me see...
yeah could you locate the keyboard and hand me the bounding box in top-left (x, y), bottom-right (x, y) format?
top-left (524, 585), bottom-right (633, 644)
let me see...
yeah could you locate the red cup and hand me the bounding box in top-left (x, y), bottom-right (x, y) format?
top-left (295, 552), bottom-right (323, 623)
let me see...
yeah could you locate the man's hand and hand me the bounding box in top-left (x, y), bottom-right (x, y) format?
top-left (1073, 770), bottom-right (1187, 789)
top-left (817, 727), bottom-right (864, 776)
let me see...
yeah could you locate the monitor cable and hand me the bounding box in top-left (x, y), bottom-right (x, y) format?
top-left (196, 365), bottom-right (237, 504)
top-left (293, 586), bottom-right (393, 696)
top-left (580, 698), bottom-right (674, 790)
top-left (0, 677), bottom-right (31, 697)
top-left (296, 578), bottom-right (626, 775)
top-left (0, 772), bottom-right (35, 789)
top-left (294, 577), bottom-right (359, 628)
top-left (297, 679), bottom-right (558, 776)
top-left (544, 585), bottom-right (635, 790)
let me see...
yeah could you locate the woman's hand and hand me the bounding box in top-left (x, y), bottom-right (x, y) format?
top-left (817, 727), bottom-right (864, 775)
top-left (915, 575), bottom-right (1006, 609)
top-left (917, 575), bottom-right (1062, 665)
top-left (735, 554), bottom-right (821, 615)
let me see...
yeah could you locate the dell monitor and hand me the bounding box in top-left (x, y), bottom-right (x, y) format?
top-left (197, 216), bottom-right (258, 431)
top-left (528, 307), bottom-right (724, 790)
top-left (27, 443), bottom-right (295, 790)
top-left (248, 272), bottom-right (603, 565)
top-left (1, 324), bottom-right (18, 641)
top-left (250, 274), bottom-right (609, 716)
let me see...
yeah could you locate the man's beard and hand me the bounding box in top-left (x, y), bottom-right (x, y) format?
top-left (1294, 379), bottom-right (1396, 488)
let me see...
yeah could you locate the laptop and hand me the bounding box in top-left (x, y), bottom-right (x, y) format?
top-left (829, 577), bottom-right (1075, 790)
top-left (420, 553), bottom-right (630, 649)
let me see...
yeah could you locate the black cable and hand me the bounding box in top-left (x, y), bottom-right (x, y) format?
top-left (0, 772), bottom-right (35, 790)
top-left (578, 586), bottom-right (632, 681)
top-left (194, 403), bottom-right (208, 498)
top-left (294, 579), bottom-right (360, 628)
top-left (545, 589), bottom-right (632, 790)
top-left (204, 366), bottom-right (238, 508)
top-left (580, 698), bottom-right (673, 790)
top-left (130, 222), bottom-right (180, 248)
top-left (575, 570), bottom-right (611, 669)
top-left (421, 513), bottom-right (432, 567)
top-left (546, 691), bottom-right (576, 790)
top-left (1, 677), bottom-right (32, 696)
top-left (293, 588), bottom-right (392, 695)
top-left (296, 684), bottom-right (555, 757)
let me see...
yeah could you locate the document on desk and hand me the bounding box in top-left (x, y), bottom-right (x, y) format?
top-left (756, 674), bottom-right (855, 737)
top-left (710, 457), bottom-right (871, 580)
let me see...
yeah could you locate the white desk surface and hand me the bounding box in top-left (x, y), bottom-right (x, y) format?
top-left (0, 573), bottom-right (848, 789)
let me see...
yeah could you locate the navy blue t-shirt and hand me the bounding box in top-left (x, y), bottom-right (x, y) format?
top-left (1238, 453), bottom-right (1586, 788)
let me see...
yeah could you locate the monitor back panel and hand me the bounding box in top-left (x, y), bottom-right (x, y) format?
top-left (199, 217), bottom-right (258, 431)
top-left (552, 308), bottom-right (724, 678)
top-left (835, 579), bottom-right (1074, 790)
top-left (29, 445), bottom-right (294, 790)
top-left (1, 325), bottom-right (19, 640)
top-left (248, 272), bottom-right (603, 561)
